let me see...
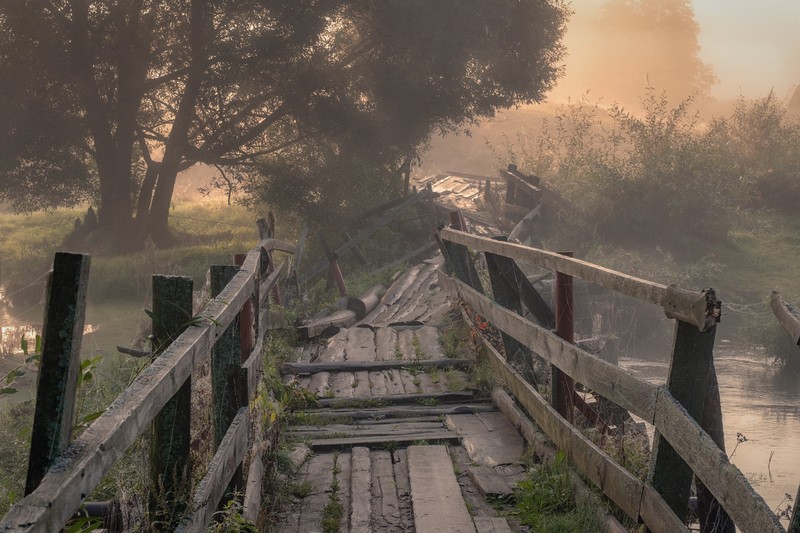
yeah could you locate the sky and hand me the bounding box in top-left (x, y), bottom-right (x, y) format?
top-left (562, 0), bottom-right (800, 102)
top-left (692, 0), bottom-right (800, 99)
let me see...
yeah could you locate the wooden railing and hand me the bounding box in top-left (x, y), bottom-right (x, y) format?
top-left (439, 226), bottom-right (784, 533)
top-left (0, 223), bottom-right (295, 532)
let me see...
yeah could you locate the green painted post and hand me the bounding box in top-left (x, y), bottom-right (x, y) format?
top-left (648, 317), bottom-right (718, 524)
top-left (441, 211), bottom-right (484, 294)
top-left (25, 253), bottom-right (91, 495)
top-left (484, 240), bottom-right (536, 386)
top-left (210, 265), bottom-right (245, 497)
top-left (149, 275), bottom-right (193, 531)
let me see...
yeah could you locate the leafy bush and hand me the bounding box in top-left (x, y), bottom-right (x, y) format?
top-left (501, 88), bottom-right (800, 256)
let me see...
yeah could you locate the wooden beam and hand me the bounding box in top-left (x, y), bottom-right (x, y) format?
top-left (479, 332), bottom-right (684, 530)
top-left (149, 275), bottom-right (194, 531)
top-left (438, 271), bottom-right (660, 422)
top-left (648, 320), bottom-right (717, 522)
top-left (175, 407), bottom-right (250, 533)
top-left (0, 247), bottom-right (261, 531)
top-left (653, 392), bottom-right (784, 533)
top-left (25, 253), bottom-right (91, 495)
top-left (282, 358), bottom-right (472, 375)
top-left (439, 227), bottom-right (720, 331)
top-left (770, 290), bottom-right (800, 345)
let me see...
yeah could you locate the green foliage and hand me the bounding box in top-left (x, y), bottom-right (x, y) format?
top-left (209, 496), bottom-right (258, 533)
top-left (514, 451), bottom-right (602, 532)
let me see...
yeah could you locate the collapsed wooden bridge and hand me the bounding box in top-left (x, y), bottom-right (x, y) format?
top-left (2, 166), bottom-right (799, 532)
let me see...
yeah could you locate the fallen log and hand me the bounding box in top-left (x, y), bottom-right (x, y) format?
top-left (297, 309), bottom-right (357, 340)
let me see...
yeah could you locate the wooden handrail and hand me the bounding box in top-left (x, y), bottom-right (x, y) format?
top-left (1, 234), bottom-right (294, 532)
top-left (438, 272), bottom-right (660, 422)
top-left (439, 227), bottom-right (720, 331)
top-left (441, 270), bottom-right (784, 533)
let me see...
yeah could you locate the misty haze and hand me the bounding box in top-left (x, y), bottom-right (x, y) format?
top-left (1, 1), bottom-right (799, 532)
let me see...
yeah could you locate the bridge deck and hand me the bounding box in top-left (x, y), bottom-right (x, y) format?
top-left (279, 258), bottom-right (527, 532)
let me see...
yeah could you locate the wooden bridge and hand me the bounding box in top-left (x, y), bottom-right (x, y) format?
top-left (2, 166), bottom-right (799, 532)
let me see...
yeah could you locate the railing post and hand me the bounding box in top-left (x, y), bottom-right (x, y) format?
top-left (25, 252), bottom-right (91, 495)
top-left (440, 211), bottom-right (483, 294)
top-left (234, 254), bottom-right (255, 362)
top-left (320, 235), bottom-right (347, 297)
top-left (484, 238), bottom-right (535, 385)
top-left (647, 295), bottom-right (720, 526)
top-left (257, 214), bottom-right (281, 305)
top-left (552, 252), bottom-right (575, 423)
top-left (210, 265), bottom-right (246, 499)
top-left (149, 275), bottom-right (194, 531)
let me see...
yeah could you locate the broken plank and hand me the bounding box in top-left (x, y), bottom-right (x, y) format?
top-left (466, 466), bottom-right (514, 498)
top-left (444, 413), bottom-right (524, 466)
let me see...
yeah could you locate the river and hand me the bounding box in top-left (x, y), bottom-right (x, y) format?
top-left (621, 350), bottom-right (800, 519)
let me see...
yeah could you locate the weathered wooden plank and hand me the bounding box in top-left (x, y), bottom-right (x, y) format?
top-left (351, 447), bottom-right (372, 533)
top-left (384, 369), bottom-right (406, 396)
top-left (393, 449), bottom-right (414, 528)
top-left (281, 359), bottom-right (473, 376)
top-left (472, 516), bottom-right (513, 533)
top-left (653, 391), bottom-right (784, 533)
top-left (299, 403), bottom-right (496, 421)
top-left (396, 329), bottom-right (416, 360)
top-left (296, 453), bottom-right (336, 533)
top-left (770, 290), bottom-right (800, 344)
top-left (318, 329), bottom-right (348, 362)
top-left (413, 326), bottom-right (445, 360)
top-left (352, 370), bottom-right (372, 398)
top-left (0, 240), bottom-right (263, 532)
top-left (371, 450), bottom-right (402, 531)
top-left (408, 445), bottom-right (476, 533)
top-left (307, 371), bottom-right (330, 397)
top-left (150, 275), bottom-right (194, 531)
top-left (330, 371), bottom-right (355, 398)
top-left (439, 227), bottom-right (719, 331)
top-left (481, 334), bottom-right (684, 530)
top-left (439, 272), bottom-right (659, 422)
top-left (648, 319), bottom-right (717, 521)
top-left (444, 414), bottom-right (524, 466)
top-left (298, 309), bottom-right (357, 340)
top-left (374, 327), bottom-right (399, 361)
top-left (289, 422), bottom-right (447, 437)
top-left (367, 371), bottom-right (388, 397)
top-left (345, 326), bottom-right (377, 362)
top-left (335, 451), bottom-right (352, 532)
top-left (490, 387), bottom-right (628, 533)
top-left (176, 407), bottom-right (249, 533)
top-left (467, 466), bottom-right (514, 498)
top-left (25, 253), bottom-right (90, 495)
top-left (311, 433), bottom-right (460, 451)
top-left (242, 455), bottom-right (263, 524)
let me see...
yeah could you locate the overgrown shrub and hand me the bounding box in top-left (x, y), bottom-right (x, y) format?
top-left (500, 88), bottom-right (800, 256)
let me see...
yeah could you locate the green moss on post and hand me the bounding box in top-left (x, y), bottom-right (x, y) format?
top-left (149, 275), bottom-right (193, 531)
top-left (25, 252), bottom-right (91, 495)
top-left (210, 265), bottom-right (245, 497)
top-left (648, 319), bottom-right (717, 523)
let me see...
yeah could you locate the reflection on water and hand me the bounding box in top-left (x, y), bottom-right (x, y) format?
top-left (620, 350), bottom-right (800, 516)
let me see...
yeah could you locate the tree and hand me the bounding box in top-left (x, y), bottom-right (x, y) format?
top-left (0, 1), bottom-right (568, 248)
top-left (560, 0), bottom-right (715, 105)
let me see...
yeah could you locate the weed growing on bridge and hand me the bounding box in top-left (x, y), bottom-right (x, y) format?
top-left (514, 451), bottom-right (602, 532)
top-left (321, 453), bottom-right (344, 533)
